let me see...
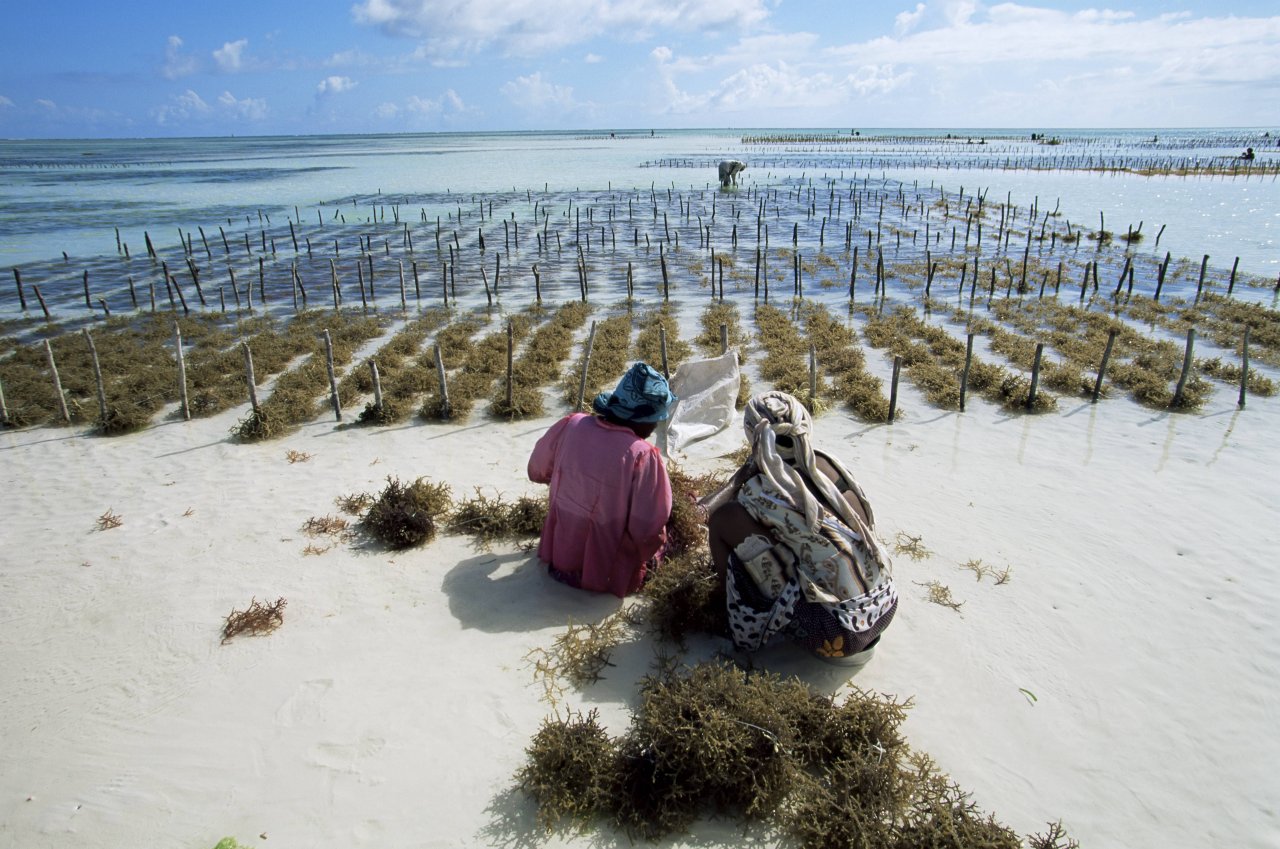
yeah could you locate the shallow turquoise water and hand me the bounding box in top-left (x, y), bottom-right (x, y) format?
top-left (1, 128), bottom-right (1276, 315)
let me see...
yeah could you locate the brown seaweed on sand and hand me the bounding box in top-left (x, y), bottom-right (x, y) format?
top-left (221, 597), bottom-right (287, 643)
top-left (517, 660), bottom-right (1072, 847)
top-left (359, 475), bottom-right (452, 549)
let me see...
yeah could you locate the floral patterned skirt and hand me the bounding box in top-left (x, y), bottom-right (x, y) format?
top-left (726, 551), bottom-right (896, 660)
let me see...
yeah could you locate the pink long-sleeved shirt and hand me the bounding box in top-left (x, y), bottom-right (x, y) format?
top-left (527, 413), bottom-right (672, 597)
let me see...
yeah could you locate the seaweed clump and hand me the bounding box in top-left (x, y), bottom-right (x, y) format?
top-left (360, 475), bottom-right (452, 549)
top-left (97, 400), bottom-right (154, 435)
top-left (221, 597), bottom-right (287, 644)
top-left (448, 489), bottom-right (548, 546)
top-left (357, 396), bottom-right (403, 424)
top-left (517, 708), bottom-right (614, 832)
top-left (641, 552), bottom-right (723, 644)
top-left (232, 407), bottom-right (280, 441)
top-left (664, 465), bottom-right (718, 558)
top-left (517, 661), bottom-right (1062, 846)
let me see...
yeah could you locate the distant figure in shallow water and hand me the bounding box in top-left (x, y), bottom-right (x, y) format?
top-left (1241, 147), bottom-right (1255, 160)
top-left (718, 159), bottom-right (747, 188)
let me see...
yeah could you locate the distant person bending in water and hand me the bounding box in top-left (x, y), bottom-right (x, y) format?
top-left (527, 363), bottom-right (676, 597)
top-left (701, 392), bottom-right (897, 666)
top-left (1242, 147), bottom-right (1256, 160)
top-left (718, 159), bottom-right (747, 188)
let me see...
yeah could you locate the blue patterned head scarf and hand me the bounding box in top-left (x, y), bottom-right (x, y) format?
top-left (592, 362), bottom-right (677, 423)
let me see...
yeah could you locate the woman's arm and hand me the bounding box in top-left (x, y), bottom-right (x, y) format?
top-left (527, 415), bottom-right (574, 484)
top-left (626, 448), bottom-right (673, 559)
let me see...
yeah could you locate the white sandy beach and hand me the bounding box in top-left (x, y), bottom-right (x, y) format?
top-left (1, 326), bottom-right (1278, 849)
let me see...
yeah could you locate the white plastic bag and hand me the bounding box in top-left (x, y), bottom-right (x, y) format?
top-left (659, 350), bottom-right (742, 461)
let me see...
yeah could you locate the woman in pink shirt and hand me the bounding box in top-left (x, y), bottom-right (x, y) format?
top-left (527, 363), bottom-right (676, 597)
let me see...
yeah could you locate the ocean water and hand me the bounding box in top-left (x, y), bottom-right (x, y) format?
top-left (0, 128), bottom-right (1276, 315)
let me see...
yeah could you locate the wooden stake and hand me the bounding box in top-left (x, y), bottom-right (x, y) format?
top-left (0, 378), bottom-right (8, 426)
top-left (242, 342), bottom-right (261, 416)
top-left (659, 325), bottom-right (669, 379)
top-left (44, 340), bottom-right (70, 422)
top-left (808, 343), bottom-right (817, 410)
top-left (317, 330), bottom-right (341, 421)
top-left (1171, 328), bottom-right (1196, 408)
top-left (434, 342), bottom-right (450, 418)
top-left (369, 360), bottom-right (384, 412)
top-left (1238, 327), bottom-right (1250, 410)
top-left (82, 329), bottom-right (108, 424)
top-left (1091, 329), bottom-right (1117, 403)
top-left (172, 322), bottom-right (190, 420)
top-left (959, 333), bottom-right (974, 412)
top-left (577, 321), bottom-right (598, 411)
top-left (1026, 343), bottom-right (1045, 409)
top-left (170, 275), bottom-right (190, 315)
top-left (12, 268), bottom-right (25, 312)
top-left (186, 257), bottom-right (206, 307)
top-left (660, 244), bottom-right (669, 301)
top-left (887, 355), bottom-right (902, 423)
top-left (505, 319), bottom-right (514, 406)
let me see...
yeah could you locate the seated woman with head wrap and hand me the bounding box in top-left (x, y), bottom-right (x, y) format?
top-left (528, 363), bottom-right (677, 598)
top-left (702, 391), bottom-right (897, 664)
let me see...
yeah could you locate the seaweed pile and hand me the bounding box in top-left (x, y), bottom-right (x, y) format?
top-left (519, 661), bottom-right (1077, 849)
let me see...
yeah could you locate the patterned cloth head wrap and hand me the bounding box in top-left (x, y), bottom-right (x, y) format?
top-left (593, 362), bottom-right (677, 423)
top-left (743, 391), bottom-right (856, 534)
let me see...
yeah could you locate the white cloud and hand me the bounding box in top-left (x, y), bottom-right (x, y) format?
top-left (942, 0), bottom-right (978, 27)
top-left (317, 75), bottom-right (357, 96)
top-left (584, 53), bottom-right (603, 64)
top-left (325, 49), bottom-right (373, 68)
top-left (36, 98), bottom-right (57, 111)
top-left (162, 35), bottom-right (198, 79)
top-left (500, 72), bottom-right (578, 111)
top-left (153, 89), bottom-right (210, 124)
top-left (375, 89), bottom-right (470, 121)
top-left (218, 91), bottom-right (268, 120)
top-left (894, 3), bottom-right (926, 37)
top-left (151, 88), bottom-right (265, 125)
top-left (628, 4), bottom-right (1280, 128)
top-left (663, 60), bottom-right (913, 115)
top-left (213, 39), bottom-right (249, 72)
top-left (0, 95), bottom-right (13, 108)
top-left (405, 94), bottom-right (439, 114)
top-left (353, 0), bottom-right (771, 57)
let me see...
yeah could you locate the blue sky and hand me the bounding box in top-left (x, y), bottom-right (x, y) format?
top-left (1, 0), bottom-right (1277, 138)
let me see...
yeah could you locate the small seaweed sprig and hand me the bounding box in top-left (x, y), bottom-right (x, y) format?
top-left (914, 580), bottom-right (963, 613)
top-left (95, 508), bottom-right (123, 531)
top-left (221, 597), bottom-right (287, 644)
top-left (894, 531), bottom-right (932, 561)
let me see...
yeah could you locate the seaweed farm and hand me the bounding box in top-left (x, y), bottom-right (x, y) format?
top-left (2, 142), bottom-right (1278, 437)
top-left (3, 130), bottom-right (1279, 849)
